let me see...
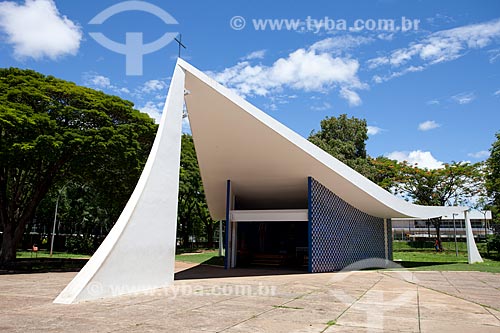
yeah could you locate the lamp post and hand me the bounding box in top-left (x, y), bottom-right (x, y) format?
top-left (50, 185), bottom-right (68, 257)
top-left (452, 213), bottom-right (458, 257)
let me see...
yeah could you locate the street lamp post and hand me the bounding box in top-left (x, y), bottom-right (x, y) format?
top-left (50, 185), bottom-right (67, 257)
top-left (452, 213), bottom-right (458, 257)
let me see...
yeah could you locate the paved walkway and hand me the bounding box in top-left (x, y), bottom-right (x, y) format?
top-left (0, 263), bottom-right (499, 332)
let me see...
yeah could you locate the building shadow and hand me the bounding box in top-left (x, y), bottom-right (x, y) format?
top-left (397, 261), bottom-right (460, 268)
top-left (0, 258), bottom-right (89, 274)
top-left (174, 263), bottom-right (307, 281)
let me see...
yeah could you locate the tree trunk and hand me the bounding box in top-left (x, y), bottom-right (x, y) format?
top-left (0, 224), bottom-right (17, 264)
top-left (432, 218), bottom-right (443, 252)
top-left (206, 223), bottom-right (214, 249)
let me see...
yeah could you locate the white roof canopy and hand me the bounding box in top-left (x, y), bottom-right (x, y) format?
top-left (180, 59), bottom-right (466, 220)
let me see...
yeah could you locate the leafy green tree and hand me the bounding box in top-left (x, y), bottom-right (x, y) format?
top-left (309, 114), bottom-right (368, 164)
top-left (395, 162), bottom-right (485, 206)
top-left (0, 68), bottom-right (157, 263)
top-left (308, 114), bottom-right (401, 190)
top-left (364, 157), bottom-right (401, 191)
top-left (394, 161), bottom-right (485, 247)
top-left (177, 134), bottom-right (217, 248)
top-left (486, 132), bottom-right (500, 223)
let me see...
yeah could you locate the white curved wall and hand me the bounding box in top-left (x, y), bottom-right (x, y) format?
top-left (54, 63), bottom-right (186, 304)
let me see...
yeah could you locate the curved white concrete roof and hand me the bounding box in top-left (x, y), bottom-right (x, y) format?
top-left (179, 59), bottom-right (466, 220)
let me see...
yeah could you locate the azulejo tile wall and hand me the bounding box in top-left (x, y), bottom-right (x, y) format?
top-left (309, 177), bottom-right (391, 272)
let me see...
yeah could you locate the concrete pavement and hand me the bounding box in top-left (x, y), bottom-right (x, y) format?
top-left (0, 262), bottom-right (499, 332)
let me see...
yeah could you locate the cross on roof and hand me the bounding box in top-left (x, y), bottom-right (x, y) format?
top-left (174, 34), bottom-right (186, 58)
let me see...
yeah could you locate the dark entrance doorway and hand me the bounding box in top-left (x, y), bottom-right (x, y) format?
top-left (236, 221), bottom-right (308, 270)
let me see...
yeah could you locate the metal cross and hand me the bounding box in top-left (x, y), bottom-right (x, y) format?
top-left (174, 34), bottom-right (186, 58)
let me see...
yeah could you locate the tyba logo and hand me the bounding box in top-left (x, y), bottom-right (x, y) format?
top-left (89, 1), bottom-right (178, 75)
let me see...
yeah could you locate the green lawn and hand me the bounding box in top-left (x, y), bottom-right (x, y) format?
top-left (16, 250), bottom-right (90, 259)
top-left (393, 251), bottom-right (500, 273)
top-left (175, 250), bottom-right (224, 265)
top-left (12, 246), bottom-right (499, 273)
top-left (392, 240), bottom-right (488, 253)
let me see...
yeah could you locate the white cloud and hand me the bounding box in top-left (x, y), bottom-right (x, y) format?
top-left (451, 92), bottom-right (475, 104)
top-left (426, 14), bottom-right (456, 27)
top-left (310, 102), bottom-right (331, 111)
top-left (386, 150), bottom-right (444, 169)
top-left (88, 75), bottom-right (111, 89)
top-left (242, 49), bottom-right (266, 60)
top-left (468, 150), bottom-right (489, 159)
top-left (427, 99), bottom-right (440, 105)
top-left (83, 72), bottom-right (133, 97)
top-left (488, 48), bottom-right (500, 63)
top-left (141, 79), bottom-right (168, 93)
top-left (367, 19), bottom-right (500, 80)
top-left (367, 126), bottom-right (383, 135)
top-left (339, 87), bottom-right (362, 106)
top-left (310, 35), bottom-right (373, 54)
top-left (139, 101), bottom-right (163, 123)
top-left (0, 0), bottom-right (82, 60)
top-left (495, 89), bottom-right (500, 96)
top-left (418, 120), bottom-right (440, 131)
top-left (371, 65), bottom-right (424, 83)
top-left (376, 33), bottom-right (394, 41)
top-left (210, 46), bottom-right (366, 106)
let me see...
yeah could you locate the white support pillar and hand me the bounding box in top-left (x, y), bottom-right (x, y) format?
top-left (464, 210), bottom-right (483, 264)
top-left (54, 61), bottom-right (186, 303)
top-left (383, 218), bottom-right (388, 260)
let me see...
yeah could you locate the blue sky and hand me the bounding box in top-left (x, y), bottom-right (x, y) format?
top-left (1, 0), bottom-right (499, 169)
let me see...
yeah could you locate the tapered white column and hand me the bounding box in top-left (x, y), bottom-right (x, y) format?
top-left (465, 210), bottom-right (483, 264)
top-left (54, 61), bottom-right (186, 303)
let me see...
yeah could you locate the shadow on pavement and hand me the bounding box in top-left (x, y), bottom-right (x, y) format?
top-left (0, 258), bottom-right (89, 274)
top-left (175, 263), bottom-right (307, 280)
top-left (397, 261), bottom-right (460, 268)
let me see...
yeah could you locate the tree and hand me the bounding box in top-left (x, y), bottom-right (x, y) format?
top-left (486, 132), bottom-right (500, 222)
top-left (0, 68), bottom-right (157, 263)
top-left (309, 114), bottom-right (368, 164)
top-left (365, 157), bottom-right (401, 191)
top-left (308, 114), bottom-right (404, 190)
top-left (395, 162), bottom-right (485, 207)
top-left (394, 161), bottom-right (486, 248)
top-left (177, 134), bottom-right (216, 248)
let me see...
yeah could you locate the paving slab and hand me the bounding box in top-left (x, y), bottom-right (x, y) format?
top-left (0, 264), bottom-right (499, 332)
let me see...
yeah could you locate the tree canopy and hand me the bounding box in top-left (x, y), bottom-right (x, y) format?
top-left (309, 114), bottom-right (368, 163)
top-left (177, 134), bottom-right (217, 248)
top-left (486, 132), bottom-right (500, 221)
top-left (0, 68), bottom-right (157, 262)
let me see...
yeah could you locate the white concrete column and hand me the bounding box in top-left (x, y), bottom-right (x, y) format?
top-left (465, 210), bottom-right (483, 264)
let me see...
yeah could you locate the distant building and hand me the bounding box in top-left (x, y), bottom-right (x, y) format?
top-left (393, 210), bottom-right (493, 241)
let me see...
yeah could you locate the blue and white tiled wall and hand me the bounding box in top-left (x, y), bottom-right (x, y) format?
top-left (309, 177), bottom-right (392, 273)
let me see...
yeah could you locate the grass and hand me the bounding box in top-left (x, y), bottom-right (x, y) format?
top-left (392, 240), bottom-right (488, 253)
top-left (175, 250), bottom-right (224, 265)
top-left (16, 250), bottom-right (90, 259)
top-left (393, 251), bottom-right (500, 273)
top-left (173, 247), bottom-right (500, 272)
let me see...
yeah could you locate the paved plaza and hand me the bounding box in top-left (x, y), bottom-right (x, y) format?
top-left (0, 262), bottom-right (499, 332)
